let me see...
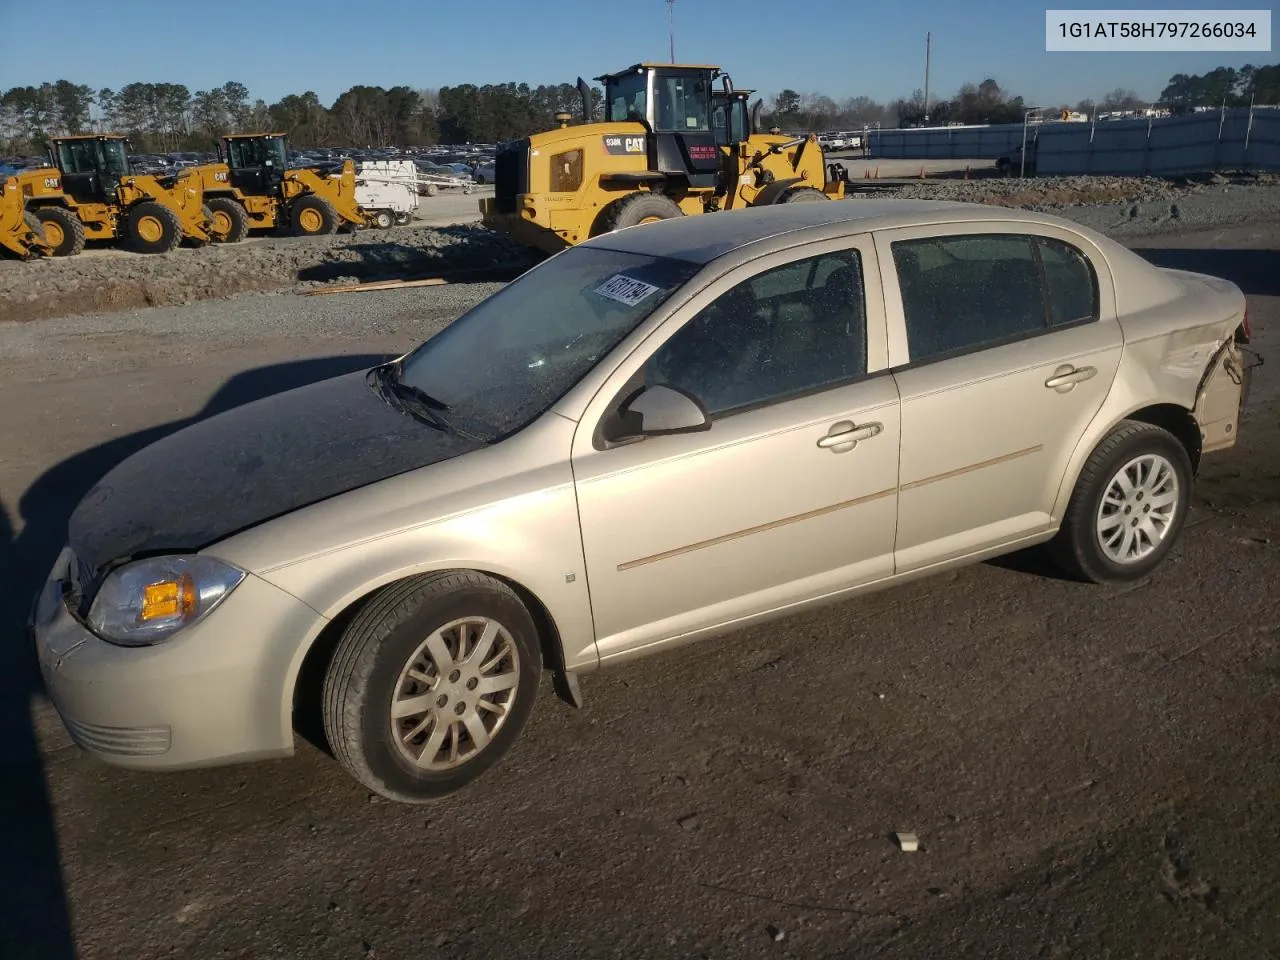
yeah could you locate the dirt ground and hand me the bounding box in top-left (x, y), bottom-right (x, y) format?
top-left (0, 221), bottom-right (1276, 960)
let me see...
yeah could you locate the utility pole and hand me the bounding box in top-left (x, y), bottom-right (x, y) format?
top-left (667, 0), bottom-right (676, 63)
top-left (923, 32), bottom-right (931, 124)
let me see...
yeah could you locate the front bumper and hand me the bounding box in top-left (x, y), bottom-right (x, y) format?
top-left (30, 547), bottom-right (326, 770)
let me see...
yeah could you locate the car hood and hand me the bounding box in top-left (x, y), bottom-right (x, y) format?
top-left (67, 368), bottom-right (486, 578)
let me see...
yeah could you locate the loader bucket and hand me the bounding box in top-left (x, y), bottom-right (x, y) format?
top-left (0, 175), bottom-right (50, 258)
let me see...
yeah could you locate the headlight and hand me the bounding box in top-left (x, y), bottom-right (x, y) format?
top-left (87, 555), bottom-right (246, 647)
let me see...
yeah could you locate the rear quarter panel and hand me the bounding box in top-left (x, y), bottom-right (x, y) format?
top-left (1048, 237), bottom-right (1247, 520)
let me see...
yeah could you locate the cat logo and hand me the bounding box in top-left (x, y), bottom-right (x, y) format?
top-left (214, 171), bottom-right (229, 182)
top-left (602, 135), bottom-right (645, 156)
top-left (44, 176), bottom-right (60, 190)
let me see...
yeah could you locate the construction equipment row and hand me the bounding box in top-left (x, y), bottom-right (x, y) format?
top-left (2, 133), bottom-right (379, 260)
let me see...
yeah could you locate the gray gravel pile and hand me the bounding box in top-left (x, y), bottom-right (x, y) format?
top-left (853, 173), bottom-right (1280, 236)
top-left (0, 223), bottom-right (539, 324)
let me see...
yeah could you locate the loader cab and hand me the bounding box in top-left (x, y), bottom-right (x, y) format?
top-left (598, 63), bottom-right (722, 188)
top-left (50, 136), bottom-right (131, 204)
top-left (222, 134), bottom-right (288, 197)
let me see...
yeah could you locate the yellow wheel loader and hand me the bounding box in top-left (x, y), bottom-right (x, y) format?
top-left (189, 134), bottom-right (369, 242)
top-left (0, 171), bottom-right (53, 259)
top-left (23, 136), bottom-right (217, 255)
top-left (479, 62), bottom-right (844, 253)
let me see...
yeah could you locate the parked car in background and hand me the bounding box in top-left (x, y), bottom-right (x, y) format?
top-left (31, 200), bottom-right (1252, 804)
top-left (472, 160), bottom-right (496, 184)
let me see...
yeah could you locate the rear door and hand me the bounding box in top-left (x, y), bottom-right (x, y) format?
top-left (875, 223), bottom-right (1123, 572)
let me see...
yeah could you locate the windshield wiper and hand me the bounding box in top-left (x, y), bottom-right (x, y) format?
top-left (370, 362), bottom-right (484, 441)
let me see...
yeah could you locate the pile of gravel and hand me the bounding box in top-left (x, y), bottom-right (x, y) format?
top-left (0, 223), bottom-right (540, 324)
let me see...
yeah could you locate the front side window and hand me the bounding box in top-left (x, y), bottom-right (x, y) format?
top-left (394, 247), bottom-right (700, 440)
top-left (892, 233), bottom-right (1051, 363)
top-left (643, 250), bottom-right (868, 416)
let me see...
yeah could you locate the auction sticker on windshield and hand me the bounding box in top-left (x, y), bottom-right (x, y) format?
top-left (594, 274), bottom-right (662, 307)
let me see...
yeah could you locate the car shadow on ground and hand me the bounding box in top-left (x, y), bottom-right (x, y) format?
top-left (1131, 247), bottom-right (1280, 298)
top-left (0, 352), bottom-right (391, 960)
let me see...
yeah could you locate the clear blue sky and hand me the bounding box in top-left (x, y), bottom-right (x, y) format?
top-left (0, 0), bottom-right (1268, 107)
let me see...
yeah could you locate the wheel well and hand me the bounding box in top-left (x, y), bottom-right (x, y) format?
top-left (290, 570), bottom-right (569, 752)
top-left (1124, 403), bottom-right (1202, 473)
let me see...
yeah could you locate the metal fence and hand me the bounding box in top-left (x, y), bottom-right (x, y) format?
top-left (866, 106), bottom-right (1280, 175)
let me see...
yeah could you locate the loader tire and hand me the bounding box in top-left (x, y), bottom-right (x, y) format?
top-left (599, 192), bottom-right (683, 234)
top-left (291, 195), bottom-right (339, 236)
top-left (207, 197), bottom-right (249, 243)
top-left (32, 206), bottom-right (86, 257)
top-left (125, 201), bottom-right (182, 254)
top-left (778, 186), bottom-right (827, 203)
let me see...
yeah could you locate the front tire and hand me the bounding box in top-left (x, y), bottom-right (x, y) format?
top-left (125, 201), bottom-right (182, 254)
top-left (290, 194), bottom-right (339, 236)
top-left (322, 572), bottom-right (543, 803)
top-left (1048, 421), bottom-right (1193, 584)
top-left (778, 186), bottom-right (827, 203)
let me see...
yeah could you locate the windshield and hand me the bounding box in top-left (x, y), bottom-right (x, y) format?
top-left (394, 247), bottom-right (701, 440)
top-left (228, 137), bottom-right (287, 169)
top-left (606, 73), bottom-right (648, 124)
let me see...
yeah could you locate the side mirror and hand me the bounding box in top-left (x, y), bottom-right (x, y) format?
top-left (616, 384), bottom-right (710, 438)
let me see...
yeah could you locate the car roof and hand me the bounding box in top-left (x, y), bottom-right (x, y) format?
top-left (579, 199), bottom-right (1082, 266)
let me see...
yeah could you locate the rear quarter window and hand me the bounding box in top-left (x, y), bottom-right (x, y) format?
top-left (1037, 237), bottom-right (1100, 326)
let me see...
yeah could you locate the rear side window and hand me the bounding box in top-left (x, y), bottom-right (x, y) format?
top-left (1037, 237), bottom-right (1099, 326)
top-left (891, 232), bottom-right (1100, 364)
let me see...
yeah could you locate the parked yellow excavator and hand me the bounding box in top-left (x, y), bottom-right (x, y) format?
top-left (22, 135), bottom-right (217, 255)
top-left (188, 133), bottom-right (369, 242)
top-left (480, 62), bottom-right (844, 252)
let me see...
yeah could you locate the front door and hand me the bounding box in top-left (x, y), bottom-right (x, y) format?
top-left (571, 237), bottom-right (902, 662)
top-left (875, 225), bottom-right (1124, 571)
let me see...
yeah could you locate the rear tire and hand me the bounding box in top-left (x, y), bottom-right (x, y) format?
top-left (599, 192), bottom-right (684, 233)
top-left (1048, 420), bottom-right (1193, 584)
top-left (32, 206), bottom-right (86, 257)
top-left (125, 201), bottom-right (182, 254)
top-left (290, 194), bottom-right (339, 236)
top-left (322, 572), bottom-right (543, 803)
top-left (207, 197), bottom-right (249, 243)
top-left (778, 186), bottom-right (828, 203)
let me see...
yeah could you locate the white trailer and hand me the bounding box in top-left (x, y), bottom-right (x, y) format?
top-left (355, 160), bottom-right (420, 228)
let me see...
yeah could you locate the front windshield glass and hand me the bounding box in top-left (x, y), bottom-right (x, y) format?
top-left (606, 74), bottom-right (648, 123)
top-left (395, 247), bottom-right (701, 440)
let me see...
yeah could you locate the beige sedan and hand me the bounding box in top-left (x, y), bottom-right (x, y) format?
top-left (30, 199), bottom-right (1253, 803)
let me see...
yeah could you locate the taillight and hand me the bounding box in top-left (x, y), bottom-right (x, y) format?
top-left (1236, 306), bottom-right (1251, 344)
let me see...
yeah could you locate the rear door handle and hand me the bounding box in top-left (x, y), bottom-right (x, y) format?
top-left (1045, 365), bottom-right (1097, 391)
top-left (817, 421), bottom-right (882, 450)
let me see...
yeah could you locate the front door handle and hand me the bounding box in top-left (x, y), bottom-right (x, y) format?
top-left (817, 420), bottom-right (883, 450)
top-left (1045, 364), bottom-right (1097, 392)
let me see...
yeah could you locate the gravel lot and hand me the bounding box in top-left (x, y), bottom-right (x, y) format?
top-left (0, 206), bottom-right (1277, 960)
